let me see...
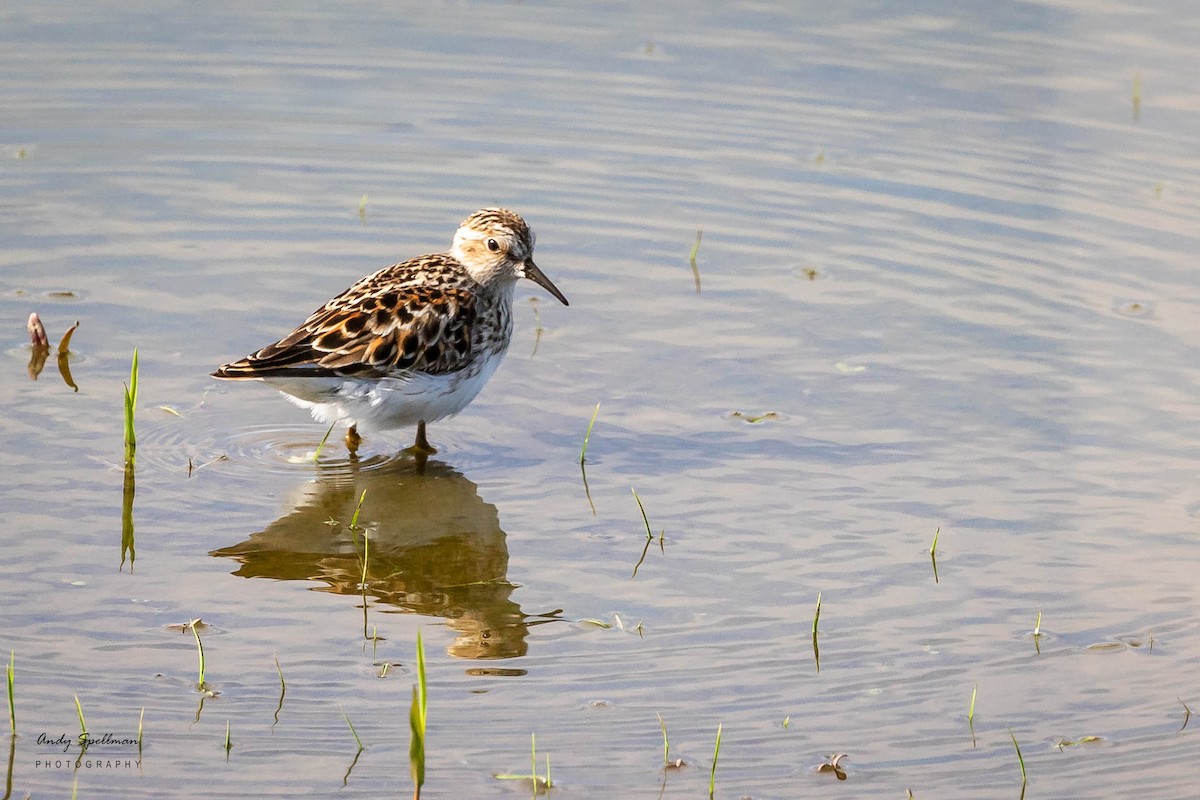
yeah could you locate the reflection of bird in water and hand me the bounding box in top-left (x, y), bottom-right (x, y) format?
top-left (211, 458), bottom-right (546, 659)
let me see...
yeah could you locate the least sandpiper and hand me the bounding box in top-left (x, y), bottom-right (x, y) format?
top-left (213, 208), bottom-right (568, 455)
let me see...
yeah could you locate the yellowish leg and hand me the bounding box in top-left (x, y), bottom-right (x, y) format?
top-left (345, 424), bottom-right (362, 456)
top-left (412, 420), bottom-right (437, 455)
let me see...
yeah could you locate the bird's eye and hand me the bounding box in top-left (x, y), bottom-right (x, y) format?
top-left (486, 238), bottom-right (501, 253)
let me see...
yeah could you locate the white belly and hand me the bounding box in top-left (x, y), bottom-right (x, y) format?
top-left (265, 356), bottom-right (503, 434)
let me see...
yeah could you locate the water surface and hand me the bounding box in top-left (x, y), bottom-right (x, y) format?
top-left (3, 1), bottom-right (1200, 797)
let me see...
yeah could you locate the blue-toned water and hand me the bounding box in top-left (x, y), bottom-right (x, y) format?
top-left (3, 2), bottom-right (1200, 797)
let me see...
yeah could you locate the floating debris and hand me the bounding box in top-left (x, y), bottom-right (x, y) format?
top-left (688, 228), bottom-right (703, 293)
top-left (57, 320), bottom-right (80, 354)
top-left (814, 753), bottom-right (848, 780)
top-left (26, 314), bottom-right (80, 388)
top-left (166, 618), bottom-right (208, 634)
top-left (1114, 300), bottom-right (1153, 318)
top-left (1054, 735), bottom-right (1106, 749)
top-left (1132, 69), bottom-right (1142, 122)
top-left (729, 410), bottom-right (779, 424)
top-left (27, 313), bottom-right (48, 347)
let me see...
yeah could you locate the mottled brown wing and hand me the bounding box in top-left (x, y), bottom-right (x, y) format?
top-left (213, 262), bottom-right (478, 379)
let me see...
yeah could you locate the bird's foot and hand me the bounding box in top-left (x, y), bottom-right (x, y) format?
top-left (345, 425), bottom-right (362, 456)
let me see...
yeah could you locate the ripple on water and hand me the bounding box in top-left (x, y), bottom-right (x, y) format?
top-left (133, 418), bottom-right (409, 480)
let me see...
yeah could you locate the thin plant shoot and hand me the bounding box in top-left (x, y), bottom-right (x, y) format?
top-left (123, 348), bottom-right (139, 464)
top-left (709, 723), bottom-right (722, 799)
top-left (579, 402), bottom-right (601, 465)
top-left (6, 647), bottom-right (13, 734)
top-left (410, 629), bottom-right (428, 800)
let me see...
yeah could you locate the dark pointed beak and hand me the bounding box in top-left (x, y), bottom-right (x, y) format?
top-left (522, 258), bottom-right (569, 306)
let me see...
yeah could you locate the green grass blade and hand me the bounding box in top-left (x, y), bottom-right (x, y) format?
top-left (123, 386), bottom-right (133, 450)
top-left (811, 592), bottom-right (823, 672)
top-left (416, 629), bottom-right (427, 723)
top-left (1009, 728), bottom-right (1027, 784)
top-left (191, 621), bottom-right (206, 687)
top-left (656, 712), bottom-right (669, 766)
top-left (580, 402), bottom-right (601, 465)
top-left (342, 707), bottom-right (364, 751)
top-left (408, 686), bottom-right (424, 787)
top-left (7, 650), bottom-right (14, 734)
top-left (129, 347), bottom-right (139, 410)
top-left (709, 723), bottom-right (722, 798)
top-left (351, 489), bottom-right (370, 588)
top-left (123, 348), bottom-right (139, 463)
top-left (74, 695), bottom-right (87, 742)
top-left (967, 683), bottom-right (978, 746)
top-left (312, 421), bottom-right (336, 461)
top-left (631, 487), bottom-right (653, 540)
top-left (410, 630), bottom-right (428, 796)
top-left (349, 489), bottom-right (368, 530)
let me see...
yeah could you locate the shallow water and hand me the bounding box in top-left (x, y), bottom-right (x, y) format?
top-left (4, 1), bottom-right (1200, 797)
